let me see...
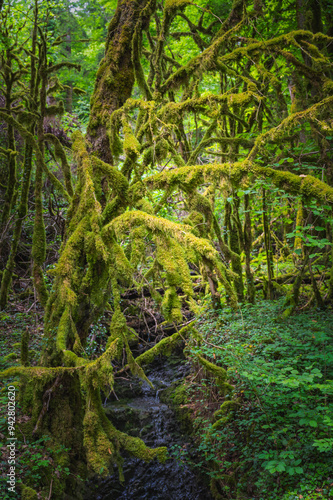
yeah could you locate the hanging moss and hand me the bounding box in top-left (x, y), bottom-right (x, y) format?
top-left (86, 0), bottom-right (157, 162)
top-left (105, 209), bottom-right (237, 307)
top-left (9, 6), bottom-right (333, 495)
top-left (123, 119), bottom-right (141, 157)
top-left (125, 341), bottom-right (154, 388)
top-left (156, 236), bottom-right (193, 296)
top-left (130, 226), bottom-right (147, 267)
top-left (248, 95), bottom-right (333, 161)
top-left (109, 210), bottom-right (218, 262)
top-left (161, 287), bottom-right (183, 322)
top-left (83, 383), bottom-right (167, 479)
top-left (106, 307), bottom-right (128, 357)
top-left (0, 365), bottom-right (80, 381)
top-left (147, 162), bottom-right (333, 206)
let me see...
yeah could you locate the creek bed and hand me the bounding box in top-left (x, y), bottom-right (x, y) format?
top-left (84, 357), bottom-right (212, 500)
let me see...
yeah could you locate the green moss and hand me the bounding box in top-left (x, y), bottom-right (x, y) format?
top-left (21, 484), bottom-right (38, 500)
top-left (107, 308), bottom-right (127, 356)
top-left (32, 264), bottom-right (48, 308)
top-left (135, 322), bottom-right (195, 366)
top-left (160, 382), bottom-right (193, 433)
top-left (56, 305), bottom-right (71, 353)
top-left (130, 226), bottom-right (147, 267)
top-left (196, 354), bottom-right (233, 394)
top-left (165, 0), bottom-right (190, 10)
top-left (3, 352), bottom-right (17, 361)
top-left (84, 339), bottom-right (118, 390)
top-left (117, 431), bottom-right (168, 463)
top-left (170, 383), bottom-right (186, 404)
top-left (196, 354), bottom-right (227, 381)
top-left (213, 399), bottom-right (241, 426)
top-left (125, 342), bottom-right (153, 388)
top-left (161, 287), bottom-right (182, 322)
top-left (148, 162), bottom-right (333, 207)
top-left (0, 365), bottom-right (80, 381)
top-left (123, 120), bottom-right (141, 157)
top-left (211, 416), bottom-right (229, 430)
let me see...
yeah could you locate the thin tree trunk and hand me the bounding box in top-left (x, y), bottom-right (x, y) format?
top-left (0, 143), bottom-right (34, 308)
top-left (244, 193), bottom-right (255, 303)
top-left (263, 188), bottom-right (274, 299)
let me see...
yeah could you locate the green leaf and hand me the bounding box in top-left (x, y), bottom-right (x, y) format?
top-left (276, 462), bottom-right (286, 472)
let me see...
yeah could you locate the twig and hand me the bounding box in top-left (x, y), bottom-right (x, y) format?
top-left (33, 376), bottom-right (61, 435)
top-left (48, 479), bottom-right (53, 500)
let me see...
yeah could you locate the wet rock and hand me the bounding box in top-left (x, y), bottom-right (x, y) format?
top-left (85, 355), bottom-right (212, 500)
top-left (88, 457), bottom-right (212, 499)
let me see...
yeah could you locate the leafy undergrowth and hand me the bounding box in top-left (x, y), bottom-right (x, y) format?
top-left (0, 305), bottom-right (73, 499)
top-left (179, 299), bottom-right (333, 500)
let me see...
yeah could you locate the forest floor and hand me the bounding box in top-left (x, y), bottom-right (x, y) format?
top-left (0, 296), bottom-right (333, 500)
top-left (0, 301), bottom-right (58, 500)
top-left (175, 298), bottom-right (333, 500)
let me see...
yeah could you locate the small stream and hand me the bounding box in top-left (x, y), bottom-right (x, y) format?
top-left (85, 357), bottom-right (212, 499)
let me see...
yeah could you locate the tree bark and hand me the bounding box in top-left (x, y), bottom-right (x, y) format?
top-left (86, 0), bottom-right (155, 163)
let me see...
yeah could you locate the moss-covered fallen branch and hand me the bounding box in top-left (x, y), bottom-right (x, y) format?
top-left (147, 162), bottom-right (333, 206)
top-left (135, 322), bottom-right (196, 366)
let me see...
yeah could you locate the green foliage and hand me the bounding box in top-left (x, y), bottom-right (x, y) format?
top-left (0, 435), bottom-right (76, 499)
top-left (184, 300), bottom-right (333, 499)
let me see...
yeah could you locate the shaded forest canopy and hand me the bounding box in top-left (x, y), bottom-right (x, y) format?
top-left (0, 0), bottom-right (333, 498)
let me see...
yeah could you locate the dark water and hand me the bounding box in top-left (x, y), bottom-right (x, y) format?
top-left (85, 360), bottom-right (212, 500)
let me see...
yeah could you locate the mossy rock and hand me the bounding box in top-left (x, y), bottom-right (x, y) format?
top-left (104, 402), bottom-right (142, 435)
top-left (21, 485), bottom-right (38, 500)
top-left (111, 375), bottom-right (143, 400)
top-left (159, 382), bottom-right (193, 433)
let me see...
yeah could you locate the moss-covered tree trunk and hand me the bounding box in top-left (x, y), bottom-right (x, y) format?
top-left (86, 0), bottom-right (155, 163)
top-left (0, 4), bottom-right (38, 309)
top-left (0, 142), bottom-right (34, 309)
top-left (32, 30), bottom-right (48, 308)
top-left (0, 53), bottom-right (17, 241)
top-left (17, 2), bottom-right (163, 497)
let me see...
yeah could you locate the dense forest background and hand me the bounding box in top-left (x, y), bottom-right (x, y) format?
top-left (0, 0), bottom-right (333, 499)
